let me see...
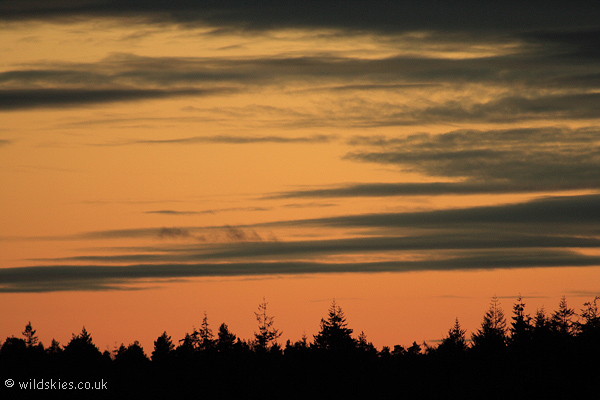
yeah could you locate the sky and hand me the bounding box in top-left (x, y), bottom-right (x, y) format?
top-left (1, 1), bottom-right (600, 352)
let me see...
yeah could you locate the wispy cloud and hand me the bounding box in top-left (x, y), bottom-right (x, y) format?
top-left (101, 134), bottom-right (334, 146)
top-left (288, 194), bottom-right (600, 235)
top-left (0, 88), bottom-right (232, 110)
top-left (4, 249), bottom-right (600, 293)
top-left (346, 127), bottom-right (600, 192)
top-left (145, 207), bottom-right (270, 215)
top-left (1, 1), bottom-right (596, 37)
top-left (39, 232), bottom-right (600, 264)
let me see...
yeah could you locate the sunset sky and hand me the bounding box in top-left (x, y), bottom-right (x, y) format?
top-left (1, 1), bottom-right (600, 353)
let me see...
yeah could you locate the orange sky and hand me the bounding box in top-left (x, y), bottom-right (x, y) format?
top-left (1, 5), bottom-right (600, 352)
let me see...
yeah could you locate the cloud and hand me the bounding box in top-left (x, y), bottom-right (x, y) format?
top-left (114, 134), bottom-right (334, 145)
top-left (1, 1), bottom-right (597, 36)
top-left (271, 127), bottom-right (600, 199)
top-left (0, 139), bottom-right (12, 146)
top-left (3, 42), bottom-right (599, 121)
top-left (6, 225), bottom-right (267, 244)
top-left (43, 232), bottom-right (600, 264)
top-left (145, 207), bottom-right (270, 215)
top-left (269, 182), bottom-right (552, 199)
top-left (0, 88), bottom-right (229, 110)
top-left (4, 249), bottom-right (600, 293)
top-left (157, 227), bottom-right (192, 239)
top-left (289, 194), bottom-right (600, 235)
top-left (406, 93), bottom-right (600, 123)
top-left (344, 127), bottom-right (600, 192)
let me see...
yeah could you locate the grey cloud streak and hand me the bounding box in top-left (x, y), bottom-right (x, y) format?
top-left (1, 1), bottom-right (597, 36)
top-left (0, 88), bottom-right (231, 110)
top-left (269, 182), bottom-right (566, 199)
top-left (273, 194), bottom-right (600, 236)
top-left (4, 249), bottom-right (600, 293)
top-left (345, 127), bottom-right (600, 192)
top-left (3, 45), bottom-right (600, 120)
top-left (37, 232), bottom-right (600, 264)
top-left (117, 135), bottom-right (334, 145)
top-left (271, 127), bottom-right (600, 199)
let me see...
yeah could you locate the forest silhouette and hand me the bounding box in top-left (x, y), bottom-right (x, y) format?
top-left (1, 296), bottom-right (599, 399)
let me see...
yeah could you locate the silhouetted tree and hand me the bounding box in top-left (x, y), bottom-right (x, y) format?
top-left (217, 323), bottom-right (237, 353)
top-left (578, 297), bottom-right (600, 353)
top-left (64, 327), bottom-right (102, 366)
top-left (550, 296), bottom-right (576, 338)
top-left (0, 337), bottom-right (27, 357)
top-left (115, 341), bottom-right (149, 365)
top-left (509, 296), bottom-right (532, 349)
top-left (284, 335), bottom-right (310, 357)
top-left (357, 331), bottom-right (377, 355)
top-left (406, 341), bottom-right (422, 357)
top-left (532, 307), bottom-right (552, 346)
top-left (579, 297), bottom-right (600, 335)
top-left (471, 297), bottom-right (507, 354)
top-left (176, 333), bottom-right (196, 358)
top-left (47, 339), bottom-right (62, 356)
top-left (193, 312), bottom-right (215, 351)
top-left (313, 300), bottom-right (356, 352)
top-left (391, 344), bottom-right (406, 358)
top-left (378, 346), bottom-right (391, 359)
top-left (253, 298), bottom-right (282, 351)
top-left (438, 318), bottom-right (468, 355)
top-left (152, 331), bottom-right (175, 362)
top-left (22, 322), bottom-right (39, 348)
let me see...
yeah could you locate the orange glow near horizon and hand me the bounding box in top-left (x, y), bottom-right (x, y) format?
top-left (1, 268), bottom-right (599, 353)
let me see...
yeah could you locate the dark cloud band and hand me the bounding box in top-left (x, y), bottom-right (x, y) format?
top-left (1, 1), bottom-right (597, 36)
top-left (3, 249), bottom-right (600, 293)
top-left (0, 88), bottom-right (230, 110)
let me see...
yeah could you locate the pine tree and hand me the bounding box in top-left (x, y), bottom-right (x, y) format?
top-left (579, 297), bottom-right (600, 334)
top-left (253, 298), bottom-right (282, 351)
top-left (47, 339), bottom-right (62, 355)
top-left (152, 331), bottom-right (174, 362)
top-left (217, 323), bottom-right (237, 353)
top-left (406, 341), bottom-right (422, 356)
top-left (313, 300), bottom-right (356, 352)
top-left (509, 296), bottom-right (532, 348)
top-left (471, 296), bottom-right (507, 354)
top-left (115, 341), bottom-right (149, 364)
top-left (194, 312), bottom-right (215, 351)
top-left (64, 327), bottom-right (101, 362)
top-left (438, 318), bottom-right (468, 355)
top-left (550, 296), bottom-right (576, 337)
top-left (22, 321), bottom-right (39, 347)
top-left (357, 331), bottom-right (377, 354)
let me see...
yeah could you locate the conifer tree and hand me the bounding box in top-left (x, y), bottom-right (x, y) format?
top-left (194, 312), bottom-right (215, 351)
top-left (22, 321), bottom-right (39, 347)
top-left (471, 296), bottom-right (507, 353)
top-left (509, 296), bottom-right (532, 348)
top-left (64, 327), bottom-right (101, 361)
top-left (217, 323), bottom-right (237, 353)
top-left (438, 318), bottom-right (468, 355)
top-left (550, 296), bottom-right (576, 337)
top-left (357, 331), bottom-right (377, 354)
top-left (579, 297), bottom-right (600, 335)
top-left (152, 331), bottom-right (174, 362)
top-left (47, 339), bottom-right (62, 355)
top-left (253, 298), bottom-right (282, 351)
top-left (313, 300), bottom-right (356, 352)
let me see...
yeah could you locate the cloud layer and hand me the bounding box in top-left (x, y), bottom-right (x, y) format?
top-left (2, 1), bottom-right (598, 36)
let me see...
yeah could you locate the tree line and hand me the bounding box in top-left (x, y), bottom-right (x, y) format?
top-left (1, 296), bottom-right (599, 399)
